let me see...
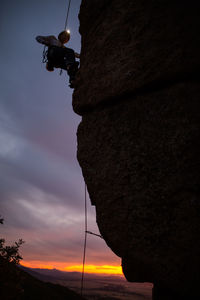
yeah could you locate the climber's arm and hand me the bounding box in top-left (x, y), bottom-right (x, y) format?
top-left (35, 35), bottom-right (58, 46)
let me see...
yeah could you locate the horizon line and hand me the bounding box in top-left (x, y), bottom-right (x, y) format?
top-left (21, 260), bottom-right (123, 276)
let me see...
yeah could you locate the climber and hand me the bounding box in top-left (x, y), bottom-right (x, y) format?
top-left (36, 30), bottom-right (80, 88)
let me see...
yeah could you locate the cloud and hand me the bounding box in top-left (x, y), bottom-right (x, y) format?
top-left (0, 0), bottom-right (121, 270)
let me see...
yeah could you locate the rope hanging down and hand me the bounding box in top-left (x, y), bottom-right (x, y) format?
top-left (80, 184), bottom-right (103, 297)
top-left (64, 0), bottom-right (72, 30)
top-left (81, 184), bottom-right (87, 296)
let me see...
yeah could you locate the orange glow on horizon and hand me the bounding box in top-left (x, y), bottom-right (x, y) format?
top-left (21, 260), bottom-right (123, 276)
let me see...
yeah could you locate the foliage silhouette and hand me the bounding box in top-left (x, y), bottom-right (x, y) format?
top-left (0, 216), bottom-right (24, 264)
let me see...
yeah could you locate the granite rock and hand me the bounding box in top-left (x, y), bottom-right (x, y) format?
top-left (73, 1), bottom-right (200, 299)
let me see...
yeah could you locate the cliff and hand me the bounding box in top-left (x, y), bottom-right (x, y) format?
top-left (73, 1), bottom-right (200, 299)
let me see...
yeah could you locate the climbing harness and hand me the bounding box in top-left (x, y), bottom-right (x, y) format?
top-left (42, 46), bottom-right (48, 63)
top-left (42, 46), bottom-right (66, 76)
top-left (80, 184), bottom-right (103, 297)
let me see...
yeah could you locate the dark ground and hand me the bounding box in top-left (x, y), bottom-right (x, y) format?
top-left (0, 257), bottom-right (85, 300)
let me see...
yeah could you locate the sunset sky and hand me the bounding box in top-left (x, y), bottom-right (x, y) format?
top-left (0, 0), bottom-right (122, 275)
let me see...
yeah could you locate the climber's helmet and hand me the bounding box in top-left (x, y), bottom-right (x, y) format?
top-left (58, 30), bottom-right (70, 44)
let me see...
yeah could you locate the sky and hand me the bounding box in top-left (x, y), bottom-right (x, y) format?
top-left (0, 0), bottom-right (122, 275)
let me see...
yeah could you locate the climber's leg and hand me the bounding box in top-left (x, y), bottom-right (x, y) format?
top-left (66, 62), bottom-right (79, 88)
top-left (46, 62), bottom-right (54, 72)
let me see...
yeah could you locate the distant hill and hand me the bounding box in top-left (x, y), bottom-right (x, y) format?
top-left (18, 266), bottom-right (153, 300)
top-left (20, 265), bottom-right (123, 282)
top-left (20, 265), bottom-right (83, 281)
top-left (0, 257), bottom-right (86, 300)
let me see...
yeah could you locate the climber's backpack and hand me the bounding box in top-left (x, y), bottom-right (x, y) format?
top-left (43, 45), bottom-right (76, 70)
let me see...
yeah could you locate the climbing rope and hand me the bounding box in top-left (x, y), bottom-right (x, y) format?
top-left (86, 231), bottom-right (103, 239)
top-left (80, 184), bottom-right (103, 297)
top-left (81, 183), bottom-right (87, 296)
top-left (64, 0), bottom-right (72, 30)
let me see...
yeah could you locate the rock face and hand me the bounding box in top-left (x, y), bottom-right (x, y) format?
top-left (73, 1), bottom-right (200, 299)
